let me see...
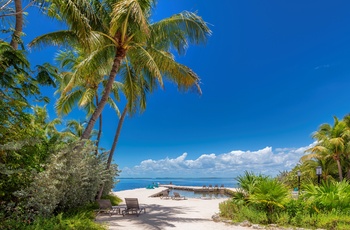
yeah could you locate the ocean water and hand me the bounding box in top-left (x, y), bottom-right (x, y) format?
top-left (113, 178), bottom-right (238, 191)
top-left (168, 189), bottom-right (231, 199)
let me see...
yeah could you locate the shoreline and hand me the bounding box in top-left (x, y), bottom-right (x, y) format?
top-left (96, 186), bottom-right (251, 230)
top-left (114, 184), bottom-right (238, 193)
top-left (113, 178), bottom-right (238, 191)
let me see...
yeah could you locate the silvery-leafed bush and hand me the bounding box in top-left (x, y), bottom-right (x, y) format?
top-left (17, 140), bottom-right (118, 216)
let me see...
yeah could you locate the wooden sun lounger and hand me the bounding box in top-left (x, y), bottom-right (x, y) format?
top-left (95, 199), bottom-right (122, 218)
top-left (160, 190), bottom-right (171, 199)
top-left (122, 198), bottom-right (146, 217)
top-left (172, 192), bottom-right (186, 200)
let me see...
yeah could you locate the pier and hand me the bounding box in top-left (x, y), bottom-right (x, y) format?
top-left (160, 184), bottom-right (237, 194)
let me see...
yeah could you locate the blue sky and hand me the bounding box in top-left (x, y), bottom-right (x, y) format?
top-left (20, 0), bottom-right (350, 178)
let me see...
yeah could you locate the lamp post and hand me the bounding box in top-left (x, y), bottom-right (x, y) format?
top-left (316, 166), bottom-right (322, 185)
top-left (297, 170), bottom-right (301, 194)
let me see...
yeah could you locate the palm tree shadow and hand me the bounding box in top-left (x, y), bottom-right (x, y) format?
top-left (96, 204), bottom-right (213, 229)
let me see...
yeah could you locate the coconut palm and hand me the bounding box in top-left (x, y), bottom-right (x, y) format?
top-left (97, 48), bottom-right (203, 197)
top-left (54, 49), bottom-right (122, 153)
top-left (306, 117), bottom-right (350, 181)
top-left (29, 0), bottom-right (211, 140)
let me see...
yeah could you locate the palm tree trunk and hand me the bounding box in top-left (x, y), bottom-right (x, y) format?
top-left (10, 0), bottom-right (23, 49)
top-left (107, 106), bottom-right (127, 169)
top-left (97, 106), bottom-right (127, 199)
top-left (336, 159), bottom-right (343, 181)
top-left (81, 47), bottom-right (126, 140)
top-left (95, 95), bottom-right (102, 155)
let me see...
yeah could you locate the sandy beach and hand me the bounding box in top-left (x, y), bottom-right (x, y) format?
top-left (96, 187), bottom-right (252, 230)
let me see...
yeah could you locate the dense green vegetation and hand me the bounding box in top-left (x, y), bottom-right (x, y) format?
top-left (220, 115), bottom-right (350, 229)
top-left (0, 0), bottom-right (210, 229)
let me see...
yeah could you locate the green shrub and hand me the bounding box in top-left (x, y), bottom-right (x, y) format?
top-left (284, 198), bottom-right (308, 218)
top-left (245, 176), bottom-right (289, 223)
top-left (302, 180), bottom-right (350, 212)
top-left (219, 200), bottom-right (239, 219)
top-left (27, 212), bottom-right (107, 230)
top-left (223, 172), bottom-right (350, 229)
top-left (316, 212), bottom-right (350, 230)
top-left (16, 140), bottom-right (119, 217)
top-left (275, 212), bottom-right (290, 226)
top-left (239, 206), bottom-right (268, 224)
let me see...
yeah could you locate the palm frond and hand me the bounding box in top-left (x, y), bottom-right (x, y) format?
top-left (29, 30), bottom-right (79, 49)
top-left (74, 43), bottom-right (116, 79)
top-left (107, 97), bottom-right (120, 117)
top-left (50, 0), bottom-right (99, 43)
top-left (110, 0), bottom-right (156, 38)
top-left (128, 44), bottom-right (163, 86)
top-left (55, 49), bottom-right (79, 69)
top-left (145, 47), bottom-right (202, 94)
top-left (149, 11), bottom-right (211, 55)
top-left (78, 88), bottom-right (96, 107)
top-left (120, 59), bottom-right (140, 113)
top-left (83, 99), bottom-right (96, 116)
top-left (55, 89), bottom-right (83, 115)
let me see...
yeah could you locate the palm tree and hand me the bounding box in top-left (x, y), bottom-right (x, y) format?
top-left (306, 117), bottom-right (350, 181)
top-left (29, 0), bottom-right (211, 140)
top-left (97, 45), bottom-right (204, 197)
top-left (54, 49), bottom-right (122, 153)
top-left (341, 114), bottom-right (350, 180)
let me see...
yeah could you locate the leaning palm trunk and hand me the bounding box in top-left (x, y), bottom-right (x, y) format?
top-left (95, 95), bottom-right (102, 155)
top-left (81, 48), bottom-right (126, 140)
top-left (107, 106), bottom-right (127, 170)
top-left (97, 106), bottom-right (127, 199)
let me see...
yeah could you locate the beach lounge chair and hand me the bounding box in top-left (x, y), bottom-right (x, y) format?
top-left (160, 190), bottom-right (170, 199)
top-left (95, 199), bottom-right (120, 217)
top-left (214, 184), bottom-right (219, 190)
top-left (220, 184), bottom-right (225, 189)
top-left (172, 192), bottom-right (186, 200)
top-left (122, 198), bottom-right (146, 217)
top-left (208, 184), bottom-right (213, 191)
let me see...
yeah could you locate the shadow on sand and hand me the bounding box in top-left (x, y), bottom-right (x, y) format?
top-left (96, 204), bottom-right (213, 229)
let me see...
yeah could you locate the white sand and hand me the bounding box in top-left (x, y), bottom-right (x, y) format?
top-left (95, 187), bottom-right (252, 230)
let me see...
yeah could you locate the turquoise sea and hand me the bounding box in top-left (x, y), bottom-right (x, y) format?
top-left (113, 178), bottom-right (238, 191)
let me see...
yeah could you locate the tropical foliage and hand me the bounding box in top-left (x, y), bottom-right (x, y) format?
top-left (1, 0), bottom-right (210, 229)
top-left (221, 115), bottom-right (350, 229)
top-left (230, 172), bottom-right (290, 223)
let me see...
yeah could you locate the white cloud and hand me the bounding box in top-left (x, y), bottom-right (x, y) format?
top-left (314, 64), bottom-right (330, 70)
top-left (120, 143), bottom-right (315, 178)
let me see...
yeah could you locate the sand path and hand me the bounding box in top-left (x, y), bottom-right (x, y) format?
top-left (96, 187), bottom-right (251, 230)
